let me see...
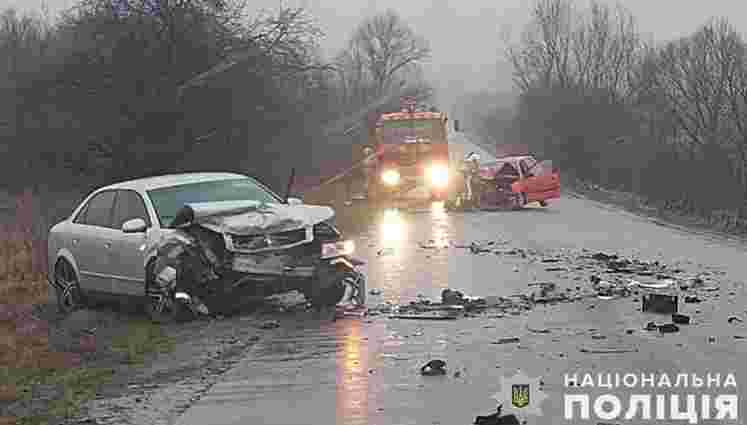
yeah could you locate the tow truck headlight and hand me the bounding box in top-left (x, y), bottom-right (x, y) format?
top-left (429, 164), bottom-right (449, 188)
top-left (381, 169), bottom-right (400, 186)
top-left (321, 240), bottom-right (355, 259)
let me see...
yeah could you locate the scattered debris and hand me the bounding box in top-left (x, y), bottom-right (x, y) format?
top-left (728, 316), bottom-right (743, 324)
top-left (469, 242), bottom-right (493, 254)
top-left (658, 323), bottom-right (679, 333)
top-left (474, 404), bottom-right (519, 425)
top-left (684, 295), bottom-right (702, 303)
top-left (259, 320), bottom-right (280, 329)
top-left (642, 294), bottom-right (678, 314)
top-left (672, 314), bottom-right (690, 325)
top-left (419, 240), bottom-right (441, 249)
top-left (442, 288), bottom-right (466, 305)
top-left (541, 258), bottom-right (561, 263)
top-left (377, 248), bottom-right (395, 256)
top-left (545, 267), bottom-right (567, 272)
top-left (527, 327), bottom-right (551, 334)
top-left (645, 322), bottom-right (659, 331)
top-left (630, 280), bottom-right (672, 289)
top-left (421, 359), bottom-right (447, 376)
top-left (580, 346), bottom-right (638, 354)
top-left (390, 314), bottom-right (457, 321)
top-left (591, 335), bottom-right (607, 340)
top-left (591, 252), bottom-right (618, 261)
top-left (337, 305), bottom-right (368, 318)
top-left (493, 337), bottom-right (521, 345)
top-left (369, 288), bottom-right (382, 296)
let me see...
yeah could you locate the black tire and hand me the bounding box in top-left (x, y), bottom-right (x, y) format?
top-left (513, 193), bottom-right (527, 210)
top-left (54, 260), bottom-right (84, 315)
top-left (305, 280), bottom-right (346, 309)
top-left (144, 265), bottom-right (187, 324)
top-left (344, 271), bottom-right (366, 306)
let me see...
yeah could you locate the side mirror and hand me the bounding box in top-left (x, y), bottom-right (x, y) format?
top-left (287, 197), bottom-right (303, 206)
top-left (122, 218), bottom-right (147, 233)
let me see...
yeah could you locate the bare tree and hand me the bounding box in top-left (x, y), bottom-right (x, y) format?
top-left (506, 0), bottom-right (575, 91)
top-left (506, 0), bottom-right (641, 99)
top-left (349, 9), bottom-right (430, 95)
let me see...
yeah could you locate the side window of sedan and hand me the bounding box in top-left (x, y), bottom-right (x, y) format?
top-left (74, 191), bottom-right (116, 228)
top-left (113, 190), bottom-right (151, 230)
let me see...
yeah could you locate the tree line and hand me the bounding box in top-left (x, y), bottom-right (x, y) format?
top-left (478, 0), bottom-right (747, 226)
top-left (0, 1), bottom-right (432, 204)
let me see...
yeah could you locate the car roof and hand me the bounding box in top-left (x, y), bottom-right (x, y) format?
top-left (100, 172), bottom-right (249, 192)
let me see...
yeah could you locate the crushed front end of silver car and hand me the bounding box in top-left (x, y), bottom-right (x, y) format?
top-left (145, 200), bottom-right (365, 320)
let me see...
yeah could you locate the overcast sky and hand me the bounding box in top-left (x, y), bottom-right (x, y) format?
top-left (3, 0), bottom-right (746, 109)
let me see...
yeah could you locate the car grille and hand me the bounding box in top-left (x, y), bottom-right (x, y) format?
top-left (227, 227), bottom-right (310, 253)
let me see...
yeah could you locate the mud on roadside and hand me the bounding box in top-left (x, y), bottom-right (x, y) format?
top-left (0, 282), bottom-right (276, 425)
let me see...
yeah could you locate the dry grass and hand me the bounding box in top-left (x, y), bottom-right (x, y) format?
top-left (0, 189), bottom-right (109, 424)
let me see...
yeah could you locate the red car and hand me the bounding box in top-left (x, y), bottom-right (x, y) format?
top-left (476, 155), bottom-right (560, 209)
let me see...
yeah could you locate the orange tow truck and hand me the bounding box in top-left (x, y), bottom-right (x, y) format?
top-left (366, 104), bottom-right (451, 201)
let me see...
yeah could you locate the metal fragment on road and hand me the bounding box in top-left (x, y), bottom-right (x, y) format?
top-left (641, 294), bottom-right (678, 314)
top-left (389, 314), bottom-right (457, 321)
top-left (579, 346), bottom-right (638, 354)
top-left (492, 337), bottom-right (520, 344)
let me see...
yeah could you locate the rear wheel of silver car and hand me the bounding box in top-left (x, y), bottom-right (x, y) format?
top-left (54, 260), bottom-right (84, 315)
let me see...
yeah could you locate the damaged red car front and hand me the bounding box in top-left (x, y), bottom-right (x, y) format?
top-left (477, 155), bottom-right (560, 209)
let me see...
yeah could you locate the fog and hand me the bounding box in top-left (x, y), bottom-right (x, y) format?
top-left (2, 0), bottom-right (746, 111)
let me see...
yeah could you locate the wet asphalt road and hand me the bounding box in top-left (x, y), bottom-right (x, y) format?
top-left (174, 193), bottom-right (747, 425)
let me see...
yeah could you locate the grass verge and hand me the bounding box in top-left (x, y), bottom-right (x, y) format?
top-left (2, 366), bottom-right (116, 425)
top-left (111, 320), bottom-right (175, 365)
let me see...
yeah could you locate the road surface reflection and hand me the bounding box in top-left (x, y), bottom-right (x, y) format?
top-left (336, 319), bottom-right (369, 424)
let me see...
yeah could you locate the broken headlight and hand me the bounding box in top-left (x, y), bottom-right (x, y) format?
top-left (321, 240), bottom-right (355, 259)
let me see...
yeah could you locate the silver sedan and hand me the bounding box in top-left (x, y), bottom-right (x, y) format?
top-left (47, 172), bottom-right (363, 320)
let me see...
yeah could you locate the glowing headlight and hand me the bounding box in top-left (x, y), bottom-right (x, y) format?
top-left (321, 240), bottom-right (356, 259)
top-left (381, 169), bottom-right (400, 186)
top-left (429, 164), bottom-right (449, 188)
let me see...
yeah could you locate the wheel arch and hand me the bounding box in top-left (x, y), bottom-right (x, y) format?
top-left (143, 255), bottom-right (158, 293)
top-left (53, 249), bottom-right (80, 283)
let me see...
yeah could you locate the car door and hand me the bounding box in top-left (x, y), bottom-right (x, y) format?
top-left (110, 189), bottom-right (152, 296)
top-left (69, 190), bottom-right (118, 294)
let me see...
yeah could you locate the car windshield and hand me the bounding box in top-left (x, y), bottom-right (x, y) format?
top-left (147, 178), bottom-right (281, 227)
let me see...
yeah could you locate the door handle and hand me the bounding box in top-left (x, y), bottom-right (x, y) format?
top-left (104, 242), bottom-right (112, 249)
top-left (72, 238), bottom-right (79, 246)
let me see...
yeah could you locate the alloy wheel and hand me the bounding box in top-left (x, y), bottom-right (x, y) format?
top-left (54, 261), bottom-right (82, 314)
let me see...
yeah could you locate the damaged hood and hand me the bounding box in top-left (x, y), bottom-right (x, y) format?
top-left (173, 200), bottom-right (335, 235)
